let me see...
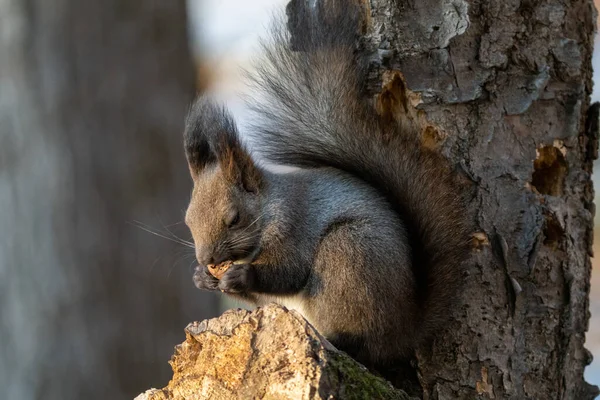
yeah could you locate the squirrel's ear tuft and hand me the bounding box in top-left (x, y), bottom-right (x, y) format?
top-left (184, 97), bottom-right (239, 180)
top-left (184, 98), bottom-right (223, 179)
top-left (184, 97), bottom-right (262, 190)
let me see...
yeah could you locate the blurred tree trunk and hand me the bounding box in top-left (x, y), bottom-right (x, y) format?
top-left (290, 0), bottom-right (599, 398)
top-left (0, 1), bottom-right (218, 399)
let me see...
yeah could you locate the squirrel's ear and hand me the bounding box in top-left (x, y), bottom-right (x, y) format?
top-left (183, 98), bottom-right (229, 180)
top-left (184, 97), bottom-right (262, 190)
top-left (219, 136), bottom-right (263, 193)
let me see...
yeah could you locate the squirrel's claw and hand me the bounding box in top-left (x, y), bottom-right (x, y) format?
top-left (192, 265), bottom-right (219, 291)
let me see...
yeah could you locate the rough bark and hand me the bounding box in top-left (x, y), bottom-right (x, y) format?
top-left (136, 304), bottom-right (414, 400)
top-left (336, 0), bottom-right (598, 398)
top-left (0, 1), bottom-right (218, 399)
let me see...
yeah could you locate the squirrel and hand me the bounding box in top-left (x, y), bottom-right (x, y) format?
top-left (183, 0), bottom-right (470, 366)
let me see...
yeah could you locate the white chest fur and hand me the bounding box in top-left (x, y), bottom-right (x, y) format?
top-left (258, 295), bottom-right (311, 324)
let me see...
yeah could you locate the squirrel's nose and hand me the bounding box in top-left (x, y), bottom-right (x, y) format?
top-left (196, 245), bottom-right (230, 266)
top-left (195, 245), bottom-right (215, 266)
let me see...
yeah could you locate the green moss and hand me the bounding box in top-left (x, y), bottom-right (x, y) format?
top-left (324, 352), bottom-right (417, 400)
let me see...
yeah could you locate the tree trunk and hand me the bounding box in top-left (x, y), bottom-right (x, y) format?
top-left (0, 1), bottom-right (218, 399)
top-left (295, 0), bottom-right (597, 398)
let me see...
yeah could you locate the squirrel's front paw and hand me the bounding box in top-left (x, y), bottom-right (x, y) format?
top-left (192, 266), bottom-right (219, 291)
top-left (218, 263), bottom-right (255, 293)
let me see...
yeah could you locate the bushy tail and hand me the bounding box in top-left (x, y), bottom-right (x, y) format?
top-left (247, 0), bottom-right (470, 335)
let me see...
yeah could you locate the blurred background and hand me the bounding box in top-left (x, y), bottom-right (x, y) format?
top-left (0, 0), bottom-right (598, 398)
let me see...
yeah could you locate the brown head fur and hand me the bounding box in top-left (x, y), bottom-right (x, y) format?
top-left (184, 98), bottom-right (264, 266)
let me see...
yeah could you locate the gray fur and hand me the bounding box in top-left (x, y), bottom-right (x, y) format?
top-left (183, 0), bottom-right (470, 366)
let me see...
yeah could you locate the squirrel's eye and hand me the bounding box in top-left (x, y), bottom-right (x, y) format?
top-left (227, 212), bottom-right (240, 227)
